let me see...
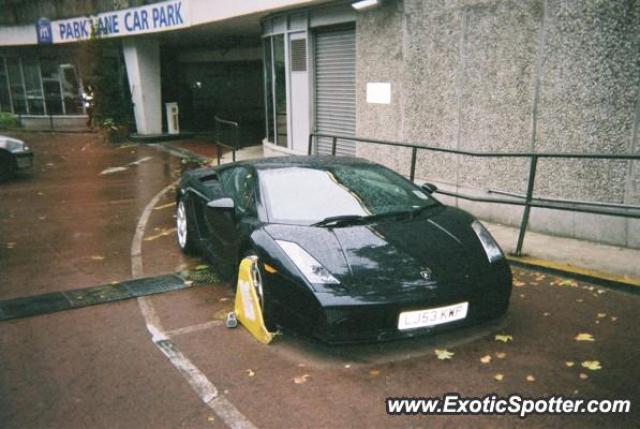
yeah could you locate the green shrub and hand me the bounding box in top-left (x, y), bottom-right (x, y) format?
top-left (0, 112), bottom-right (20, 129)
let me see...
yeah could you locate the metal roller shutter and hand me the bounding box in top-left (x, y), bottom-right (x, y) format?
top-left (314, 27), bottom-right (356, 156)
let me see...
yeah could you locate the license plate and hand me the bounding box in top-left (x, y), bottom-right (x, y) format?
top-left (398, 302), bottom-right (468, 330)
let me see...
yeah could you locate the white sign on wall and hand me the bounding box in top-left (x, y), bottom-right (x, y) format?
top-left (366, 82), bottom-right (391, 104)
top-left (37, 0), bottom-right (189, 44)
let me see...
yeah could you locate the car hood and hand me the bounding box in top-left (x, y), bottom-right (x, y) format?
top-left (264, 207), bottom-right (480, 297)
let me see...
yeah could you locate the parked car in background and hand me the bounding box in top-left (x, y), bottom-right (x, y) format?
top-left (176, 156), bottom-right (512, 343)
top-left (0, 135), bottom-right (34, 182)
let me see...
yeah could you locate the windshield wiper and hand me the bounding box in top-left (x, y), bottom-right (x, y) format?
top-left (410, 203), bottom-right (437, 219)
top-left (311, 214), bottom-right (371, 227)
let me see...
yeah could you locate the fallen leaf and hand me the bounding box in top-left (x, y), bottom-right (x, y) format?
top-left (597, 289), bottom-right (606, 295)
top-left (535, 275), bottom-right (545, 281)
top-left (90, 255), bottom-right (105, 261)
top-left (513, 280), bottom-right (526, 287)
top-left (543, 312), bottom-right (551, 317)
top-left (245, 369), bottom-right (255, 377)
top-left (184, 280), bottom-right (193, 287)
top-left (579, 373), bottom-right (589, 380)
top-left (195, 265), bottom-right (209, 271)
top-left (6, 242), bottom-right (15, 249)
top-left (495, 352), bottom-right (507, 359)
top-left (213, 308), bottom-right (232, 320)
top-left (597, 313), bottom-right (607, 319)
top-left (565, 361), bottom-right (575, 367)
top-left (494, 374), bottom-right (504, 381)
top-left (574, 333), bottom-right (595, 342)
top-left (519, 294), bottom-right (526, 298)
top-left (581, 360), bottom-right (602, 371)
top-left (559, 279), bottom-right (577, 287)
top-left (611, 316), bottom-right (618, 322)
top-left (576, 298), bottom-right (584, 303)
top-left (495, 334), bottom-right (513, 343)
top-left (369, 369), bottom-right (381, 376)
top-left (434, 349), bottom-right (454, 360)
top-left (344, 364), bottom-right (351, 369)
top-left (526, 375), bottom-right (535, 382)
top-left (207, 416), bottom-right (215, 422)
top-left (219, 297), bottom-right (229, 302)
top-left (294, 374), bottom-right (310, 384)
top-left (480, 355), bottom-right (492, 364)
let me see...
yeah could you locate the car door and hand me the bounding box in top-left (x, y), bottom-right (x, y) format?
top-left (203, 166), bottom-right (257, 267)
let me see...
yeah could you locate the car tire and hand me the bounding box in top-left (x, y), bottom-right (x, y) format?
top-left (176, 199), bottom-right (197, 255)
top-left (244, 252), bottom-right (276, 332)
top-left (0, 151), bottom-right (16, 183)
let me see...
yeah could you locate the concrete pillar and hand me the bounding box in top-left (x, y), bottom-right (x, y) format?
top-left (122, 38), bottom-right (162, 135)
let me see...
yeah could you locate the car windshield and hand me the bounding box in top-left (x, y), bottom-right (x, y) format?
top-left (258, 163), bottom-right (437, 225)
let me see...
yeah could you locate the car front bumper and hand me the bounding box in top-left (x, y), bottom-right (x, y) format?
top-left (312, 279), bottom-right (511, 344)
top-left (14, 149), bottom-right (34, 170)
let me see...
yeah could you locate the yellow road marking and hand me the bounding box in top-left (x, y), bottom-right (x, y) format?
top-left (143, 227), bottom-right (176, 242)
top-left (507, 255), bottom-right (640, 287)
top-left (154, 202), bottom-right (175, 210)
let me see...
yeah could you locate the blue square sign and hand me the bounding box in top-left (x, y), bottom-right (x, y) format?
top-left (36, 18), bottom-right (53, 44)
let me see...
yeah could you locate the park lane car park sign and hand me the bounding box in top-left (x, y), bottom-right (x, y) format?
top-left (35, 0), bottom-right (189, 44)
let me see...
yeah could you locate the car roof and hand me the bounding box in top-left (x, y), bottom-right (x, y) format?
top-left (234, 155), bottom-right (375, 170)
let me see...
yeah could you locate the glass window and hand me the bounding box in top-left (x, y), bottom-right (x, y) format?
top-left (263, 38), bottom-right (275, 143)
top-left (259, 164), bottom-right (437, 225)
top-left (22, 58), bottom-right (45, 115)
top-left (219, 167), bottom-right (257, 217)
top-left (60, 64), bottom-right (83, 114)
top-left (40, 59), bottom-right (64, 115)
top-left (6, 57), bottom-right (27, 114)
top-left (273, 34), bottom-right (287, 147)
top-left (0, 58), bottom-right (11, 113)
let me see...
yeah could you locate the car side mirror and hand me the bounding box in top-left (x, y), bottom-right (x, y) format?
top-left (420, 183), bottom-right (438, 194)
top-left (207, 197), bottom-right (234, 210)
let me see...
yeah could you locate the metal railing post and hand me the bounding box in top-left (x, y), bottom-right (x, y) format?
top-left (233, 124), bottom-right (238, 162)
top-left (308, 133), bottom-right (314, 155)
top-left (410, 147), bottom-right (417, 182)
top-left (515, 155), bottom-right (538, 256)
top-left (331, 136), bottom-right (337, 156)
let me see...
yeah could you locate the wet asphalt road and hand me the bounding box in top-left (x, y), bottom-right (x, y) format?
top-left (1, 132), bottom-right (639, 428)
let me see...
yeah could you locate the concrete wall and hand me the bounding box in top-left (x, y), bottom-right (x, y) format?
top-left (123, 37), bottom-right (162, 135)
top-left (356, 0), bottom-right (640, 249)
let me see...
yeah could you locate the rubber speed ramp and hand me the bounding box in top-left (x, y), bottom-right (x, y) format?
top-left (0, 274), bottom-right (190, 322)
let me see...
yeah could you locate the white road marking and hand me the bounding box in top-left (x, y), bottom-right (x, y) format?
top-left (100, 156), bottom-right (153, 175)
top-left (166, 320), bottom-right (223, 338)
top-left (131, 181), bottom-right (257, 429)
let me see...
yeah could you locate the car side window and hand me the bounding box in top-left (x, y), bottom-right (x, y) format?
top-left (219, 167), bottom-right (256, 217)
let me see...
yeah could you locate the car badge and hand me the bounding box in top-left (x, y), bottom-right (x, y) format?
top-left (420, 268), bottom-right (432, 281)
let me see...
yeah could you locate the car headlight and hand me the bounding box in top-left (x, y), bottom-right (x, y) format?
top-left (471, 220), bottom-right (503, 263)
top-left (275, 240), bottom-right (340, 284)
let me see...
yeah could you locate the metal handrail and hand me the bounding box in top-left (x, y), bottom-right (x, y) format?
top-left (308, 132), bottom-right (640, 256)
top-left (214, 115), bottom-right (239, 163)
